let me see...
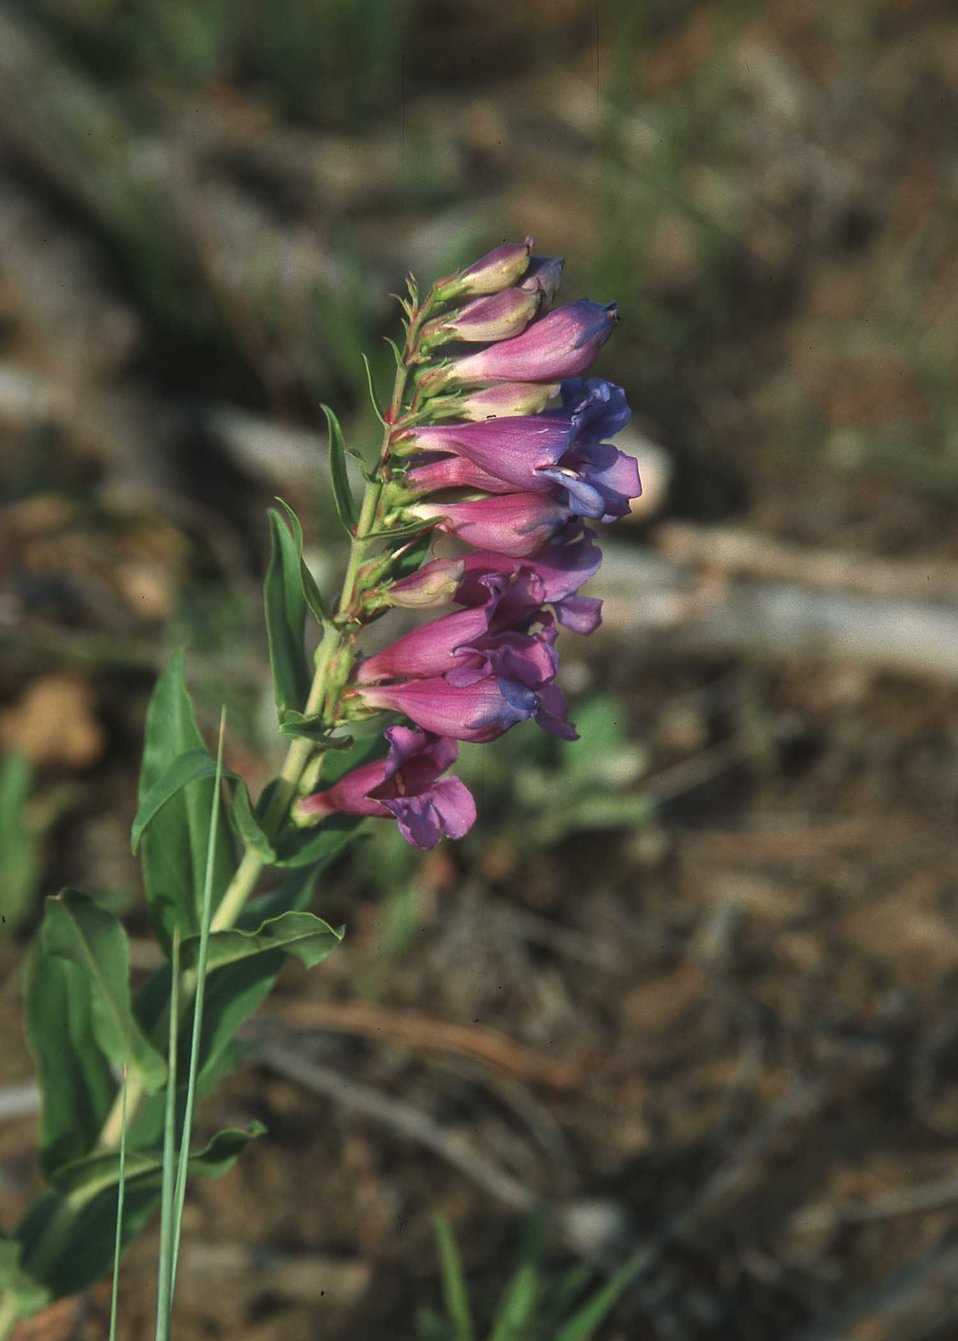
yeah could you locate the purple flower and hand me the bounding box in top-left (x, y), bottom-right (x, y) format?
top-left (407, 492), bottom-right (572, 558)
top-left (404, 453), bottom-right (517, 497)
top-left (402, 378), bottom-right (641, 524)
top-left (518, 256), bottom-right (565, 304)
top-left (354, 674), bottom-right (537, 743)
top-left (356, 574), bottom-right (554, 685)
top-left (452, 529), bottom-right (604, 633)
top-left (442, 300), bottom-right (619, 386)
top-left (434, 238), bottom-right (533, 300)
top-left (296, 727), bottom-right (475, 849)
top-left (424, 287), bottom-right (541, 347)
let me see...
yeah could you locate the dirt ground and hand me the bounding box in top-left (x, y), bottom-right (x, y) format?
top-left (3, 2), bottom-right (958, 1337)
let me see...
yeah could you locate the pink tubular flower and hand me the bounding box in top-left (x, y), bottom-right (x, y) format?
top-left (354, 674), bottom-right (537, 743)
top-left (296, 727), bottom-right (475, 850)
top-left (407, 492), bottom-right (571, 558)
top-left (356, 572), bottom-right (553, 685)
top-left (453, 529), bottom-right (604, 634)
top-left (443, 300), bottom-right (619, 386)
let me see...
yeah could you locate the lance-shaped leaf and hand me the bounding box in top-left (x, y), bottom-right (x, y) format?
top-left (274, 497), bottom-right (328, 621)
top-left (17, 1127), bottom-right (263, 1300)
top-left (181, 910), bottom-right (342, 973)
top-left (131, 864), bottom-right (325, 1152)
top-left (131, 748), bottom-right (237, 853)
top-left (264, 507), bottom-right (314, 717)
top-left (138, 653), bottom-right (234, 948)
top-left (228, 778), bottom-right (275, 862)
top-left (25, 903), bottom-right (122, 1180)
top-left (279, 711), bottom-right (353, 746)
top-left (272, 815), bottom-right (364, 869)
top-left (41, 892), bottom-right (167, 1100)
top-left (322, 404), bottom-right (359, 533)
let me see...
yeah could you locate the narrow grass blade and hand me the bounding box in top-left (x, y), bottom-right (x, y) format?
top-left (107, 1066), bottom-right (129, 1341)
top-left (433, 1217), bottom-right (473, 1341)
top-left (154, 929), bottom-right (181, 1341)
top-left (170, 709), bottom-right (227, 1296)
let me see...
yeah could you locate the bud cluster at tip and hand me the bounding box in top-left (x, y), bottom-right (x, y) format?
top-left (296, 236), bottom-right (641, 850)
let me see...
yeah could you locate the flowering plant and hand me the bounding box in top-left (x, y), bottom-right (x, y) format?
top-left (0, 238), bottom-right (639, 1336)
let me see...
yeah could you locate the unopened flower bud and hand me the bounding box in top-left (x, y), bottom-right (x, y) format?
top-left (427, 382), bottom-right (560, 421)
top-left (432, 237), bottom-right (533, 302)
top-left (421, 287), bottom-right (541, 349)
top-left (384, 558), bottom-right (466, 609)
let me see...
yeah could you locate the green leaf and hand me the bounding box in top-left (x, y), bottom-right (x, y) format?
top-left (264, 508), bottom-right (313, 717)
top-left (181, 910), bottom-right (342, 972)
top-left (322, 404), bottom-right (359, 533)
top-left (274, 497), bottom-right (328, 622)
top-left (390, 530), bottom-right (437, 582)
top-left (365, 518), bottom-right (434, 543)
top-left (228, 780), bottom-right (276, 862)
top-left (16, 1128), bottom-right (263, 1300)
top-left (25, 935), bottom-right (116, 1179)
top-left (138, 653), bottom-right (234, 948)
top-left (552, 1252), bottom-right (642, 1341)
top-left (52, 1124), bottom-right (266, 1201)
top-left (489, 1216), bottom-right (545, 1341)
top-left (434, 1218), bottom-right (474, 1341)
top-left (41, 891), bottom-right (167, 1097)
top-left (279, 711), bottom-right (353, 746)
top-left (273, 815), bottom-right (364, 868)
top-left (0, 754), bottom-right (40, 935)
top-left (0, 1235), bottom-right (51, 1321)
top-left (131, 749), bottom-right (236, 853)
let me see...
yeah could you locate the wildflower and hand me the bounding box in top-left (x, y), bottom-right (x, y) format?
top-left (439, 300), bottom-right (619, 387)
top-left (353, 674), bottom-right (537, 743)
top-left (406, 492), bottom-right (572, 558)
top-left (296, 726), bottom-right (475, 849)
top-left (356, 576), bottom-right (553, 685)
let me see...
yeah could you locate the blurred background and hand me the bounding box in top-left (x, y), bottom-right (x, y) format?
top-left (2, 0), bottom-right (958, 1337)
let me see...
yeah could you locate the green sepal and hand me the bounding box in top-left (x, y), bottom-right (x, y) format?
top-left (180, 910), bottom-right (342, 973)
top-left (131, 748), bottom-right (237, 853)
top-left (264, 508), bottom-right (313, 717)
top-left (321, 404), bottom-right (360, 533)
top-left (138, 652), bottom-right (234, 948)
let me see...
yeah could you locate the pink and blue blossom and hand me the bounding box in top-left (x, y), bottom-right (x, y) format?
top-left (296, 727), bottom-right (475, 849)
